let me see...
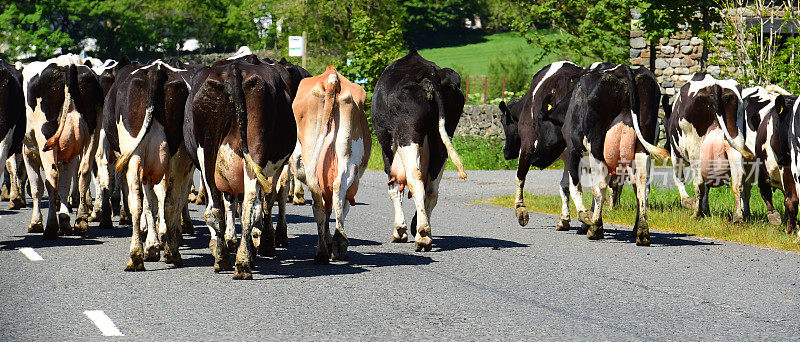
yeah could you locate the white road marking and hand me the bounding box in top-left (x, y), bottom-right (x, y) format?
top-left (19, 247), bottom-right (43, 261)
top-left (84, 310), bottom-right (124, 336)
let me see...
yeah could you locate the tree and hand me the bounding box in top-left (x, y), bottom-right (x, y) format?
top-left (507, 0), bottom-right (637, 65)
top-left (401, 0), bottom-right (484, 37)
top-left (636, 0), bottom-right (721, 70)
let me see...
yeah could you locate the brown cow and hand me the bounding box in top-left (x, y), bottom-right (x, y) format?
top-left (293, 66), bottom-right (371, 264)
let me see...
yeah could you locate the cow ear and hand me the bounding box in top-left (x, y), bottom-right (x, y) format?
top-left (776, 95), bottom-right (788, 119)
top-left (118, 56), bottom-right (131, 68)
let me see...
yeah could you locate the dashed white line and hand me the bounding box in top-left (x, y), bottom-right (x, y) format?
top-left (84, 310), bottom-right (124, 336)
top-left (19, 247), bottom-right (43, 261)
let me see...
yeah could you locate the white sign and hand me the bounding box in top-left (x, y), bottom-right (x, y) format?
top-left (288, 36), bottom-right (304, 57)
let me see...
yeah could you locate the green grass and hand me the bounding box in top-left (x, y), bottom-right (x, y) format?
top-left (478, 183), bottom-right (800, 253)
top-left (417, 32), bottom-right (560, 77)
top-left (366, 135), bottom-right (563, 171)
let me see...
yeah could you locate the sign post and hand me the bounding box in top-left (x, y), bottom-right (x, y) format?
top-left (288, 33), bottom-right (307, 68)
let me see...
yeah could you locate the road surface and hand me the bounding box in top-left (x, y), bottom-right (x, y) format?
top-left (1, 170), bottom-right (798, 340)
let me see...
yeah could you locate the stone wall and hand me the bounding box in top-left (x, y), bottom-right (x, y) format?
top-left (455, 105), bottom-right (504, 138)
top-left (629, 30), bottom-right (720, 96)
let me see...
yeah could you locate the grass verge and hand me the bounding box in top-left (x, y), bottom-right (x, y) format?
top-left (477, 184), bottom-right (800, 253)
top-left (366, 135), bottom-right (563, 171)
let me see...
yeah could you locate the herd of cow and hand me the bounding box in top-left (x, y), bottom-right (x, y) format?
top-left (500, 60), bottom-right (800, 245)
top-left (0, 48), bottom-right (798, 279)
top-left (0, 48), bottom-right (466, 279)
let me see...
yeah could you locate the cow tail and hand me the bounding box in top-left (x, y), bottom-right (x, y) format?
top-left (713, 84), bottom-right (754, 160)
top-left (307, 66), bottom-right (339, 191)
top-left (229, 64), bottom-right (270, 192)
top-left (627, 68), bottom-right (670, 162)
top-left (661, 94), bottom-right (672, 154)
top-left (114, 63), bottom-right (160, 173)
top-left (430, 79), bottom-right (467, 179)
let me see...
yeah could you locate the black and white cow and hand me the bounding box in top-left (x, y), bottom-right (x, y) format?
top-left (185, 56), bottom-right (297, 279)
top-left (104, 60), bottom-right (195, 271)
top-left (21, 54), bottom-right (104, 238)
top-left (371, 50), bottom-right (466, 252)
top-left (498, 61), bottom-right (584, 229)
top-left (665, 73), bottom-right (754, 222)
top-left (739, 86), bottom-right (796, 233)
top-left (555, 64), bottom-right (669, 245)
top-left (0, 60), bottom-right (26, 214)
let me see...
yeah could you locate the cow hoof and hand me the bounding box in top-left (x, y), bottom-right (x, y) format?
top-left (144, 245), bottom-right (160, 262)
top-left (58, 213), bottom-right (72, 236)
top-left (88, 210), bottom-right (100, 222)
top-left (98, 217), bottom-right (114, 230)
top-left (681, 197), bottom-right (696, 210)
top-left (314, 251), bottom-right (330, 265)
top-left (257, 241), bottom-right (275, 258)
top-left (124, 255), bottom-right (146, 272)
top-left (636, 234), bottom-right (651, 246)
top-left (577, 211), bottom-right (593, 225)
top-left (165, 252), bottom-right (183, 266)
top-left (414, 236), bottom-right (433, 252)
top-left (767, 210), bottom-right (781, 226)
top-left (232, 264), bottom-right (252, 280)
top-left (732, 215), bottom-right (744, 224)
top-left (275, 234), bottom-right (289, 248)
top-left (587, 224), bottom-right (604, 240)
top-left (8, 197), bottom-right (24, 210)
top-left (73, 219), bottom-right (89, 238)
top-left (555, 218), bottom-right (570, 231)
top-left (576, 223), bottom-right (589, 235)
top-left (331, 234), bottom-right (349, 261)
top-left (214, 257), bottom-right (233, 272)
top-left (0, 186), bottom-right (8, 201)
top-left (194, 194), bottom-right (206, 206)
top-left (392, 227), bottom-right (408, 243)
top-left (28, 222), bottom-right (44, 233)
top-left (292, 197), bottom-right (305, 205)
top-left (514, 206), bottom-right (529, 226)
top-left (118, 217), bottom-right (132, 226)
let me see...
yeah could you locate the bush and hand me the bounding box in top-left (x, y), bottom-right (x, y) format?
top-left (487, 47), bottom-right (532, 94)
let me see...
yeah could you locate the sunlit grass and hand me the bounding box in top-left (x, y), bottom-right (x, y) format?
top-left (477, 184), bottom-right (800, 253)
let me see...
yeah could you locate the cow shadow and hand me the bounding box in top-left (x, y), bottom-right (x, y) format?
top-left (588, 225), bottom-right (717, 247)
top-left (0, 234), bottom-right (104, 250)
top-left (433, 235), bottom-right (529, 252)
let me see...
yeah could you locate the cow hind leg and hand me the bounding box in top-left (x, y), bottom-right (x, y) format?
top-left (671, 151), bottom-right (696, 210)
top-left (275, 174), bottom-right (290, 247)
top-left (234, 175), bottom-right (261, 280)
top-left (556, 171), bottom-right (571, 231)
top-left (124, 156), bottom-right (145, 271)
top-left (223, 193), bottom-right (238, 252)
top-left (388, 182), bottom-right (408, 242)
top-left (56, 160), bottom-right (77, 236)
top-left (7, 154), bottom-right (27, 210)
top-left (397, 145), bottom-right (433, 252)
top-left (758, 172), bottom-right (781, 226)
top-left (143, 184), bottom-right (161, 262)
top-left (22, 139), bottom-right (44, 234)
top-left (256, 188), bottom-right (276, 258)
top-left (632, 152), bottom-right (651, 246)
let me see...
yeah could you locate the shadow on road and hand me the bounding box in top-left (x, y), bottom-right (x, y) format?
top-left (0, 234), bottom-right (103, 250)
top-left (590, 226), bottom-right (718, 247)
top-left (434, 235), bottom-right (529, 252)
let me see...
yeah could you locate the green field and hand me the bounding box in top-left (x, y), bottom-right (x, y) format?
top-left (417, 31), bottom-right (560, 77)
top-left (479, 183), bottom-right (800, 253)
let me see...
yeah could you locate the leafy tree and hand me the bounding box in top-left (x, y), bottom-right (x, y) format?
top-left (507, 0), bottom-right (637, 65)
top-left (401, 0), bottom-right (483, 37)
top-left (336, 9), bottom-right (406, 94)
top-left (0, 2), bottom-right (75, 59)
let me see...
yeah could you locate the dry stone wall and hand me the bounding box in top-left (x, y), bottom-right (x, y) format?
top-left (456, 105), bottom-right (504, 138)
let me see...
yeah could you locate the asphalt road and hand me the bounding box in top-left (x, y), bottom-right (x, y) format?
top-left (1, 170), bottom-right (798, 340)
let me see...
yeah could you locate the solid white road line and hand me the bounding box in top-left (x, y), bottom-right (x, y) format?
top-left (19, 247), bottom-right (43, 261)
top-left (84, 310), bottom-right (124, 336)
